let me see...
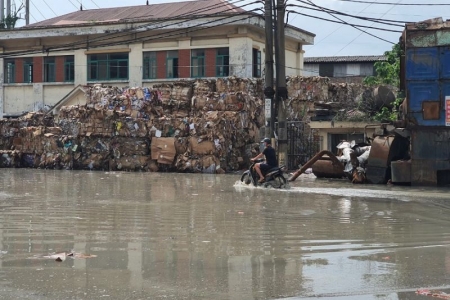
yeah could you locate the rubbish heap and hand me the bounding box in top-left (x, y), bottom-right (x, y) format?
top-left (0, 77), bottom-right (264, 173)
top-left (286, 76), bottom-right (380, 121)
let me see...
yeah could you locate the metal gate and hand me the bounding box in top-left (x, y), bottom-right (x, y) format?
top-left (286, 121), bottom-right (320, 170)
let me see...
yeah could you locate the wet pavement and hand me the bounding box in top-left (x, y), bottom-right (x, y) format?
top-left (0, 169), bottom-right (449, 299)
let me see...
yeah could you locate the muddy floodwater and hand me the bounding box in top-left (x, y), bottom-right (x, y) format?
top-left (0, 170), bottom-right (449, 299)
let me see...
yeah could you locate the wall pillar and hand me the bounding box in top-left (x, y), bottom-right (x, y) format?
top-left (297, 49), bottom-right (304, 76)
top-left (229, 36), bottom-right (252, 78)
top-left (33, 83), bottom-right (43, 111)
top-left (129, 43), bottom-right (143, 87)
top-left (74, 49), bottom-right (87, 86)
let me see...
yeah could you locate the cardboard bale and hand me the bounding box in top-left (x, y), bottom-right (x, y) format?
top-left (194, 79), bottom-right (216, 94)
top-left (110, 137), bottom-right (150, 157)
top-left (0, 150), bottom-right (22, 168)
top-left (74, 153), bottom-right (109, 170)
top-left (189, 137), bottom-right (215, 155)
top-left (114, 118), bottom-right (148, 137)
top-left (111, 155), bottom-right (151, 171)
top-left (175, 137), bottom-right (188, 154)
top-left (216, 76), bottom-right (261, 94)
top-left (150, 137), bottom-right (176, 165)
top-left (152, 83), bottom-right (172, 104)
top-left (172, 81), bottom-right (193, 103)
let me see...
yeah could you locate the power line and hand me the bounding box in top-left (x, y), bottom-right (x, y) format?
top-left (90, 0), bottom-right (100, 9)
top-left (286, 11), bottom-right (402, 32)
top-left (67, 0), bottom-right (78, 10)
top-left (334, 0), bottom-right (402, 55)
top-left (30, 1), bottom-right (46, 20)
top-left (297, 0), bottom-right (374, 51)
top-left (43, 0), bottom-right (58, 17)
top-left (45, 0), bottom-right (260, 53)
top-left (14, 0), bottom-right (253, 55)
top-left (329, 0), bottom-right (450, 6)
top-left (289, 1), bottom-right (409, 25)
top-left (1, 2), bottom-right (261, 58)
top-left (303, 0), bottom-right (396, 45)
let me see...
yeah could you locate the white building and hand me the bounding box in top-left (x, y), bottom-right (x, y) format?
top-left (0, 0), bottom-right (314, 117)
top-left (303, 55), bottom-right (386, 83)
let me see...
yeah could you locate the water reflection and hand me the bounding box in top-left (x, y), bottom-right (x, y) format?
top-left (0, 170), bottom-right (448, 299)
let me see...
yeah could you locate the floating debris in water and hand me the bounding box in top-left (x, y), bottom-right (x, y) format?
top-left (29, 251), bottom-right (97, 262)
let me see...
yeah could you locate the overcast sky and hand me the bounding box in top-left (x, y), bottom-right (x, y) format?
top-left (13, 0), bottom-right (450, 57)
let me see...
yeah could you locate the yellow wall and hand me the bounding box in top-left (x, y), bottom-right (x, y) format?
top-left (310, 121), bottom-right (378, 152)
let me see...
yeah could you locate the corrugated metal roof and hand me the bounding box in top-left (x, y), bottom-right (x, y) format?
top-left (27, 0), bottom-right (246, 28)
top-left (304, 55), bottom-right (387, 63)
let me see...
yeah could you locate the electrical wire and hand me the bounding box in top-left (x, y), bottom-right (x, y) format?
top-left (4, 0), bottom-right (253, 57)
top-left (90, 0), bottom-right (100, 9)
top-left (39, 0), bottom-right (260, 54)
top-left (329, 0), bottom-right (450, 6)
top-left (289, 1), bottom-right (409, 25)
top-left (30, 1), bottom-right (47, 20)
top-left (67, 0), bottom-right (79, 10)
top-left (42, 0), bottom-right (58, 17)
top-left (0, 4), bottom-right (262, 58)
top-left (296, 0), bottom-right (374, 51)
top-left (286, 11), bottom-right (402, 32)
top-left (33, 0), bottom-right (253, 51)
top-left (334, 0), bottom-right (402, 54)
top-left (303, 0), bottom-right (396, 45)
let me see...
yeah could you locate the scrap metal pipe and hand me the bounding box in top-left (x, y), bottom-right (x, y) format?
top-left (289, 150), bottom-right (343, 181)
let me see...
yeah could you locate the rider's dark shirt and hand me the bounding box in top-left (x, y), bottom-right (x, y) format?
top-left (263, 146), bottom-right (278, 167)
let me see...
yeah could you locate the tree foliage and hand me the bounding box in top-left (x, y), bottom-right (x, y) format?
top-left (0, 3), bottom-right (24, 30)
top-left (363, 43), bottom-right (403, 121)
top-left (363, 43), bottom-right (402, 87)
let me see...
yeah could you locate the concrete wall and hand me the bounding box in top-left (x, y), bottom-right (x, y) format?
top-left (310, 121), bottom-right (377, 152)
top-left (4, 85), bottom-right (34, 114)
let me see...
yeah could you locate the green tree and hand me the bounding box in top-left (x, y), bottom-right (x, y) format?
top-left (363, 43), bottom-right (402, 87)
top-left (363, 43), bottom-right (403, 121)
top-left (0, 3), bottom-right (24, 29)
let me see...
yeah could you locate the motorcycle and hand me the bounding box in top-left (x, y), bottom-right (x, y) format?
top-left (240, 159), bottom-right (287, 188)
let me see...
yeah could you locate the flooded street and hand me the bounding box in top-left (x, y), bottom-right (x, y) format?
top-left (0, 170), bottom-right (449, 299)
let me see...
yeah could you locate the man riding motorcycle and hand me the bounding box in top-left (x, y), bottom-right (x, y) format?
top-left (251, 138), bottom-right (278, 183)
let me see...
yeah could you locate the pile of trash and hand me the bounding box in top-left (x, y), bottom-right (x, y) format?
top-left (336, 140), bottom-right (371, 183)
top-left (0, 77), bottom-right (265, 173)
top-left (286, 76), bottom-right (380, 121)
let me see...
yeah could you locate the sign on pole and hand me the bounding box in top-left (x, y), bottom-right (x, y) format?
top-left (446, 96), bottom-right (450, 126)
top-left (265, 98), bottom-right (271, 118)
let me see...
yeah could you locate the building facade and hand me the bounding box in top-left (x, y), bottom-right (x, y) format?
top-left (0, 0), bottom-right (315, 117)
top-left (303, 55), bottom-right (386, 83)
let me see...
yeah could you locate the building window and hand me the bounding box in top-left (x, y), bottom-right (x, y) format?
top-left (143, 52), bottom-right (157, 79)
top-left (216, 48), bottom-right (229, 77)
top-left (64, 56), bottom-right (75, 82)
top-left (87, 53), bottom-right (128, 81)
top-left (191, 49), bottom-right (205, 78)
top-left (252, 48), bottom-right (261, 78)
top-left (44, 57), bottom-right (56, 82)
top-left (319, 64), bottom-right (334, 77)
top-left (23, 59), bottom-right (33, 83)
top-left (166, 51), bottom-right (178, 79)
top-left (4, 59), bottom-right (15, 83)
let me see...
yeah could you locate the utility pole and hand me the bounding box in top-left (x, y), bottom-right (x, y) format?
top-left (6, 0), bottom-right (9, 17)
top-left (26, 0), bottom-right (29, 25)
top-left (0, 0), bottom-right (4, 23)
top-left (264, 0), bottom-right (275, 141)
top-left (275, 0), bottom-right (288, 167)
